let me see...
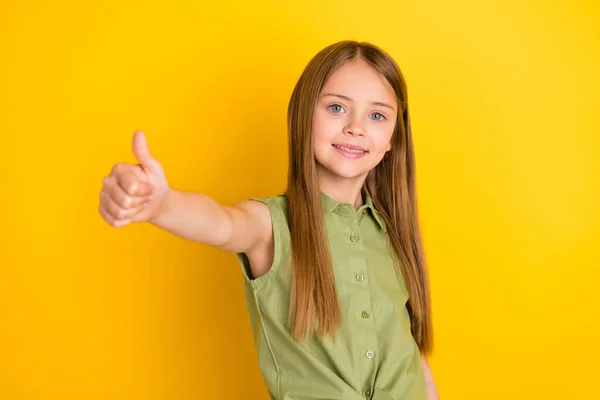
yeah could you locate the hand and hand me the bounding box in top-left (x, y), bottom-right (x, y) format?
top-left (99, 130), bottom-right (169, 227)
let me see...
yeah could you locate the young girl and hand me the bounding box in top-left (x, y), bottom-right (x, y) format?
top-left (99, 40), bottom-right (438, 400)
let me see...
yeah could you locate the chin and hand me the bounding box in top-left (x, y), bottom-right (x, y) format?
top-left (320, 163), bottom-right (370, 181)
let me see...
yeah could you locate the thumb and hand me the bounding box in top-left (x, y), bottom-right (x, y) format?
top-left (132, 130), bottom-right (160, 173)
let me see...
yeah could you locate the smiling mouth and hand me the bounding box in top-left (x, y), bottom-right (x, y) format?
top-left (332, 144), bottom-right (368, 154)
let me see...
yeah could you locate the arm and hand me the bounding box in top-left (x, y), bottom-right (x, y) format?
top-left (420, 354), bottom-right (439, 400)
top-left (150, 188), bottom-right (269, 252)
top-left (99, 130), bottom-right (268, 254)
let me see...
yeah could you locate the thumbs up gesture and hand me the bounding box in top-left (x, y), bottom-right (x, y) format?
top-left (99, 130), bottom-right (169, 227)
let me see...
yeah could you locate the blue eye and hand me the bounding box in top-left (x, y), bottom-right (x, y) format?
top-left (371, 112), bottom-right (386, 121)
top-left (328, 104), bottom-right (345, 113)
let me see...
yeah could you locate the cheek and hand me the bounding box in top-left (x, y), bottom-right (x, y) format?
top-left (372, 126), bottom-right (394, 152)
top-left (312, 114), bottom-right (340, 143)
top-left (311, 119), bottom-right (328, 155)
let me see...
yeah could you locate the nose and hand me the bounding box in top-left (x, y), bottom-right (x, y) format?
top-left (343, 116), bottom-right (365, 136)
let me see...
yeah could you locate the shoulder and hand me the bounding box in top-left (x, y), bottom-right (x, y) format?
top-left (236, 195), bottom-right (287, 219)
top-left (231, 195), bottom-right (287, 236)
top-left (232, 195), bottom-right (287, 280)
top-left (230, 199), bottom-right (271, 235)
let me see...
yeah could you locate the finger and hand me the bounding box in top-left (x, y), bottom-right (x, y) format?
top-left (132, 130), bottom-right (160, 173)
top-left (100, 191), bottom-right (127, 220)
top-left (100, 191), bottom-right (146, 221)
top-left (111, 163), bottom-right (149, 184)
top-left (106, 177), bottom-right (151, 209)
top-left (110, 162), bottom-right (140, 178)
top-left (99, 204), bottom-right (130, 228)
top-left (116, 171), bottom-right (154, 197)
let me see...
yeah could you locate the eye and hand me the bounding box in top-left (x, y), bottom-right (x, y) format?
top-left (328, 104), bottom-right (346, 113)
top-left (370, 112), bottom-right (386, 121)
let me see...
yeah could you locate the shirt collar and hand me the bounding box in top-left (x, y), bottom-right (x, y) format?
top-left (320, 192), bottom-right (387, 232)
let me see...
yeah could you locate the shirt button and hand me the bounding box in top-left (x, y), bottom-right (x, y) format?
top-left (350, 234), bottom-right (360, 242)
top-left (364, 388), bottom-right (372, 397)
top-left (361, 310), bottom-right (370, 319)
top-left (365, 349), bottom-right (374, 359)
top-left (356, 273), bottom-right (365, 281)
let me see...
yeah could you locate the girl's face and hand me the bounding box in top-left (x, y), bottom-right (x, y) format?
top-left (312, 59), bottom-right (398, 186)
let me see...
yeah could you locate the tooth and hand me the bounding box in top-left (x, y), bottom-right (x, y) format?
top-left (334, 144), bottom-right (364, 154)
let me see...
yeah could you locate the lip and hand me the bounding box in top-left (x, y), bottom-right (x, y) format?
top-left (332, 143), bottom-right (369, 159)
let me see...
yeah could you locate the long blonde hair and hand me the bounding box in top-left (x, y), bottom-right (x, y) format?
top-left (285, 40), bottom-right (433, 355)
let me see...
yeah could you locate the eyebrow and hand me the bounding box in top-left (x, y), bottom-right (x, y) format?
top-left (321, 93), bottom-right (396, 112)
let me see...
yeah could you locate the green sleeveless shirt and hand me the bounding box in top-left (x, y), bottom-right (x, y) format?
top-left (236, 193), bottom-right (427, 400)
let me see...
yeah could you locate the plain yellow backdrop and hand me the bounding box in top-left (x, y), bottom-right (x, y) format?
top-left (1, 0), bottom-right (599, 399)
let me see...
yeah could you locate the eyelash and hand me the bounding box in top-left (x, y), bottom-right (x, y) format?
top-left (327, 104), bottom-right (387, 121)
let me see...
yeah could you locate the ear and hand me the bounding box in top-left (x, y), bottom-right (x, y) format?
top-left (386, 141), bottom-right (392, 152)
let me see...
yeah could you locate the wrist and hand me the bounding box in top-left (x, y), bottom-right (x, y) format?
top-left (148, 187), bottom-right (174, 225)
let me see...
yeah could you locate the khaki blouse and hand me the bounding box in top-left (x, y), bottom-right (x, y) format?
top-left (236, 192), bottom-right (427, 400)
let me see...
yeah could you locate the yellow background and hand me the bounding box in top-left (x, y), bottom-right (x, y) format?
top-left (1, 1), bottom-right (599, 398)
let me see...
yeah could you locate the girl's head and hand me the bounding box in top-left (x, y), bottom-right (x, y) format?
top-left (285, 41), bottom-right (433, 355)
top-left (288, 41), bottom-right (409, 189)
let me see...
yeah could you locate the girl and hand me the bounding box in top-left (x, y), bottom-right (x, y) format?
top-left (99, 40), bottom-right (438, 400)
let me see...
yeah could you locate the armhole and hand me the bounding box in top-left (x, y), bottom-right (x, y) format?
top-left (236, 197), bottom-right (283, 289)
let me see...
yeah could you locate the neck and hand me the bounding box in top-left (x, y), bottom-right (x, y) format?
top-left (318, 171), bottom-right (367, 210)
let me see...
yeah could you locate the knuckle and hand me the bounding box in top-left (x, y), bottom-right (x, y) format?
top-left (123, 196), bottom-right (132, 208)
top-left (127, 183), bottom-right (138, 194)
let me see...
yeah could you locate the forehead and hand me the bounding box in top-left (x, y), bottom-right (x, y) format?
top-left (320, 60), bottom-right (396, 103)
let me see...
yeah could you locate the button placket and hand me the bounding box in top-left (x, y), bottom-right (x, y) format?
top-left (339, 203), bottom-right (378, 385)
